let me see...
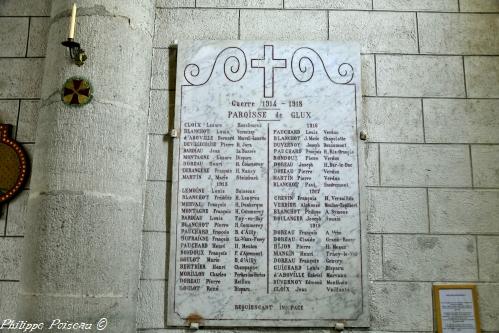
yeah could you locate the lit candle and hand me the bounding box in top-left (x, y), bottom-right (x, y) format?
top-left (68, 3), bottom-right (77, 39)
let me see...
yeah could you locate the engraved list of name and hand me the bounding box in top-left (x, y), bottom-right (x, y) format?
top-left (168, 41), bottom-right (368, 327)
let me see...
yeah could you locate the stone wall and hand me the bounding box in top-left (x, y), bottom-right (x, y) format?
top-left (0, 0), bottom-right (51, 319)
top-left (1, 0), bottom-right (498, 332)
top-left (141, 0), bottom-right (499, 331)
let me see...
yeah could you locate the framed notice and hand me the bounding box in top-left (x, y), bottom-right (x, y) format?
top-left (433, 285), bottom-right (481, 333)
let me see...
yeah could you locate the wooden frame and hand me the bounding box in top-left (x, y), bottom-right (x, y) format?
top-left (0, 124), bottom-right (29, 203)
top-left (433, 284), bottom-right (481, 333)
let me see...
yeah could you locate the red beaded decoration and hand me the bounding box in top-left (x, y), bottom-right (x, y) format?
top-left (0, 124), bottom-right (29, 203)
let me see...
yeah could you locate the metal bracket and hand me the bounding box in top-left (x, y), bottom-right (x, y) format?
top-left (334, 322), bottom-right (345, 331)
top-left (189, 322), bottom-right (199, 330)
top-left (170, 129), bottom-right (179, 138)
top-left (61, 38), bottom-right (87, 66)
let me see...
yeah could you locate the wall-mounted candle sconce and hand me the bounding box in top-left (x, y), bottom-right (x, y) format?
top-left (61, 4), bottom-right (87, 66)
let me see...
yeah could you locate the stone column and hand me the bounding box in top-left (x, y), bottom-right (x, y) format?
top-left (17, 1), bottom-right (155, 332)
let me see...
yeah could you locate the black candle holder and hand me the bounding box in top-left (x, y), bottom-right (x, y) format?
top-left (61, 38), bottom-right (87, 66)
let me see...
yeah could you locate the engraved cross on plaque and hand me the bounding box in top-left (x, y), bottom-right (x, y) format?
top-left (251, 45), bottom-right (287, 98)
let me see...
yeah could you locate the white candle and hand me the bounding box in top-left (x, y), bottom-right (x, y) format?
top-left (68, 3), bottom-right (77, 39)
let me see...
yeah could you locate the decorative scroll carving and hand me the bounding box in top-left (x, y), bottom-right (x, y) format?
top-left (184, 47), bottom-right (248, 86)
top-left (291, 47), bottom-right (354, 84)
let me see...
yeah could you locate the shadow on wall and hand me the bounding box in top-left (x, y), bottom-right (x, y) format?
top-left (163, 45), bottom-right (177, 328)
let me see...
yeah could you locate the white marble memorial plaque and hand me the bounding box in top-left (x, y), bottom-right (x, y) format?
top-left (167, 41), bottom-right (368, 327)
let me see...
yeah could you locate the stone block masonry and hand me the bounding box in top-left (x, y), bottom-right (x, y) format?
top-left (286, 0), bottom-right (371, 10)
top-left (418, 13), bottom-right (499, 55)
top-left (368, 188), bottom-right (428, 233)
top-left (0, 2), bottom-right (49, 325)
top-left (370, 282), bottom-right (432, 331)
top-left (0, 1), bottom-right (156, 332)
top-left (154, 8), bottom-right (239, 46)
top-left (240, 10), bottom-right (328, 40)
top-left (461, 0), bottom-right (499, 12)
top-left (0, 0), bottom-right (498, 332)
top-left (472, 146), bottom-right (499, 187)
top-left (380, 144), bottom-right (471, 187)
top-left (373, 0), bottom-right (458, 11)
top-left (0, 18), bottom-right (29, 57)
top-left (383, 235), bottom-right (478, 281)
top-left (0, 59), bottom-right (44, 98)
top-left (376, 55), bottom-right (466, 97)
top-left (198, 0), bottom-right (283, 8)
top-left (143, 3), bottom-right (499, 331)
top-left (0, 0), bottom-right (51, 16)
top-left (429, 190), bottom-right (499, 234)
top-left (423, 99), bottom-right (499, 143)
top-left (465, 56), bottom-right (499, 98)
top-left (328, 11), bottom-right (418, 54)
top-left (363, 97), bottom-right (423, 142)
